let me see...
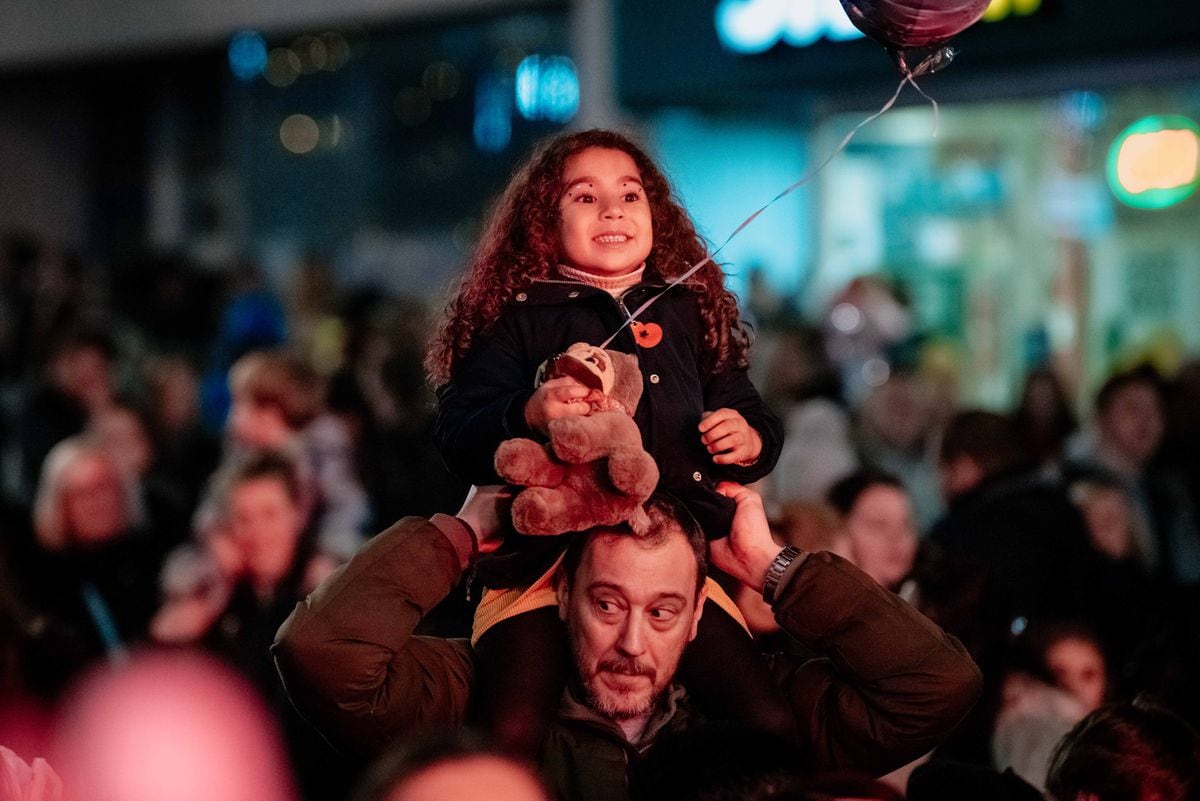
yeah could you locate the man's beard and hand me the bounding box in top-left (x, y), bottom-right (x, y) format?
top-left (577, 650), bottom-right (667, 722)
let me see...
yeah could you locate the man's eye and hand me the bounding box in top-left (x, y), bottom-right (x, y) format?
top-left (649, 608), bottom-right (678, 621)
top-left (596, 599), bottom-right (615, 613)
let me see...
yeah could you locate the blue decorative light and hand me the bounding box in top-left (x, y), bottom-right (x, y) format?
top-left (715, 0), bottom-right (863, 55)
top-left (474, 71), bottom-right (512, 153)
top-left (515, 55), bottom-right (580, 124)
top-left (228, 31), bottom-right (268, 81)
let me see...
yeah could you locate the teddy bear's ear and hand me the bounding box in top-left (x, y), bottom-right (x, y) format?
top-left (605, 349), bottom-right (644, 415)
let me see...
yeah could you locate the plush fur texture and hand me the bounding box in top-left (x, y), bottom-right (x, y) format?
top-left (496, 344), bottom-right (659, 536)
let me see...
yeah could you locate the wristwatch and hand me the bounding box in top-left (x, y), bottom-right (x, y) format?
top-left (762, 546), bottom-right (804, 604)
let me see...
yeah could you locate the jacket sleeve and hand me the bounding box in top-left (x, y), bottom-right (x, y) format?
top-left (768, 551), bottom-right (982, 777)
top-left (434, 318), bottom-right (537, 484)
top-left (272, 517), bottom-right (475, 756)
top-left (702, 363), bottom-right (784, 483)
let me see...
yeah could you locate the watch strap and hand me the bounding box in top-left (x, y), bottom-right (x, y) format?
top-left (762, 546), bottom-right (804, 604)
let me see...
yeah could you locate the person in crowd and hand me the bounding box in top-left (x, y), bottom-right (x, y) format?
top-left (928, 410), bottom-right (1100, 766)
top-left (856, 373), bottom-right (943, 529)
top-left (1063, 469), bottom-right (1164, 665)
top-left (826, 468), bottom-right (919, 595)
top-left (88, 400), bottom-right (190, 551)
top-left (932, 410), bottom-right (1098, 627)
top-left (426, 129), bottom-right (790, 753)
top-left (152, 451), bottom-right (319, 678)
top-left (991, 622), bottom-right (1109, 790)
top-left (273, 483), bottom-right (982, 801)
top-left (1046, 701), bottom-right (1200, 801)
top-left (1011, 366), bottom-right (1077, 469)
top-left (144, 355), bottom-right (221, 515)
top-left (152, 450), bottom-right (351, 801)
top-left (19, 330), bottom-right (117, 499)
top-left (1068, 365), bottom-right (1200, 585)
top-left (351, 730), bottom-right (551, 801)
top-left (196, 349), bottom-right (368, 566)
top-left (20, 436), bottom-right (164, 698)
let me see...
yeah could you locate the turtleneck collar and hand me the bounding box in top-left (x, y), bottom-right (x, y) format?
top-left (557, 263), bottom-right (645, 297)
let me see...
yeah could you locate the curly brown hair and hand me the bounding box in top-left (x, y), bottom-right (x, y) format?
top-left (425, 129), bottom-right (750, 386)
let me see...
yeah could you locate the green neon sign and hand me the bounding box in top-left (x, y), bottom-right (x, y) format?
top-left (1107, 115), bottom-right (1200, 210)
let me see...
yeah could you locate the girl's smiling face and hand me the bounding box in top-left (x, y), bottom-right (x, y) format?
top-left (557, 147), bottom-right (654, 277)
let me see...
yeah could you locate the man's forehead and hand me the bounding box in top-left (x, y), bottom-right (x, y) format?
top-left (579, 530), bottom-right (697, 598)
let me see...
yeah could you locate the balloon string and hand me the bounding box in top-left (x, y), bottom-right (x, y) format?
top-left (600, 72), bottom-right (913, 350)
top-left (903, 70), bottom-right (940, 138)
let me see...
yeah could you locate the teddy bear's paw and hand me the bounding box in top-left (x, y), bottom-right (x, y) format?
top-left (496, 439), bottom-right (565, 486)
top-left (511, 488), bottom-right (574, 536)
top-left (607, 449), bottom-right (660, 500)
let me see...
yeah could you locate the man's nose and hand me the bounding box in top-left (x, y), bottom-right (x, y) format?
top-left (616, 615), bottom-right (647, 657)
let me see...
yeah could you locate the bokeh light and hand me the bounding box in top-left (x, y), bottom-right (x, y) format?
top-left (474, 71), bottom-right (512, 153)
top-left (264, 48), bottom-right (302, 87)
top-left (321, 32), bottom-right (352, 71)
top-left (514, 55), bottom-right (579, 124)
top-left (1107, 115), bottom-right (1200, 209)
top-left (279, 114), bottom-right (320, 154)
top-left (228, 31), bottom-right (268, 81)
top-left (53, 652), bottom-right (295, 801)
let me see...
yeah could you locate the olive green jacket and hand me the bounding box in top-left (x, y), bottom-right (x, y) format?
top-left (273, 516), bottom-right (981, 801)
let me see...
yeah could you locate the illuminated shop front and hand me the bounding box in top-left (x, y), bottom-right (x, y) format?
top-left (615, 0), bottom-right (1200, 405)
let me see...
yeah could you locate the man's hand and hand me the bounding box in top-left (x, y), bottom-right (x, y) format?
top-left (524, 377), bottom-right (591, 435)
top-left (708, 482), bottom-right (783, 593)
top-left (456, 484), bottom-right (512, 555)
top-left (699, 409), bottom-right (763, 466)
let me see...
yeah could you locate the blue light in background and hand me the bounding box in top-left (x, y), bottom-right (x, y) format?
top-left (474, 71), bottom-right (512, 153)
top-left (515, 55), bottom-right (580, 124)
top-left (228, 31), bottom-right (268, 81)
top-left (716, 0), bottom-right (863, 55)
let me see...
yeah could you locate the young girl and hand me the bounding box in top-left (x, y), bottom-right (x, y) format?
top-left (427, 129), bottom-right (794, 753)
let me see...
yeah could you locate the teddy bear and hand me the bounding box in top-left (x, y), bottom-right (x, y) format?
top-left (494, 342), bottom-right (659, 536)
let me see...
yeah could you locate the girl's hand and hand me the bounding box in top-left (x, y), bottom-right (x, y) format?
top-left (524, 376), bottom-right (591, 435)
top-left (699, 408), bottom-right (763, 466)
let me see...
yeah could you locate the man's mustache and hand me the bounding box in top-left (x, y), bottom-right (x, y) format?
top-left (597, 657), bottom-right (654, 680)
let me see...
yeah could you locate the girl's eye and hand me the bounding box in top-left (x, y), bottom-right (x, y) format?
top-left (575, 193), bottom-right (596, 203)
top-left (623, 192), bottom-right (642, 202)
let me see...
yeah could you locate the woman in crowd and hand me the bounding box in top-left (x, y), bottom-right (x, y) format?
top-left (22, 436), bottom-right (165, 698)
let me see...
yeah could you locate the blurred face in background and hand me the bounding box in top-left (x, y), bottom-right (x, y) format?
top-left (52, 345), bottom-right (114, 412)
top-left (60, 452), bottom-right (129, 544)
top-left (92, 406), bottom-right (155, 477)
top-left (1045, 636), bottom-right (1107, 713)
top-left (1098, 382), bottom-right (1164, 469)
top-left (228, 398), bottom-right (292, 450)
top-left (845, 484), bottom-right (918, 591)
top-left (385, 756), bottom-right (549, 801)
top-left (1077, 485), bottom-right (1136, 561)
top-left (228, 475), bottom-right (303, 590)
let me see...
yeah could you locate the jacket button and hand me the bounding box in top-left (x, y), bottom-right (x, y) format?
top-left (568, 290), bottom-right (580, 298)
top-left (515, 292), bottom-right (528, 302)
top-left (649, 373), bottom-right (660, 384)
top-left (692, 471), bottom-right (702, 482)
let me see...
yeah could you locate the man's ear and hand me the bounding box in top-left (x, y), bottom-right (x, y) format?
top-left (688, 583), bottom-right (708, 642)
top-left (555, 573), bottom-right (569, 623)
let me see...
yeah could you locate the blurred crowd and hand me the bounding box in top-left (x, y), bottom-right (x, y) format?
top-left (1, 230), bottom-right (1199, 800)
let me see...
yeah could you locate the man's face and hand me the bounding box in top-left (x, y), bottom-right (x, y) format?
top-left (558, 531), bottom-right (704, 722)
top-left (1099, 382), bottom-right (1164, 468)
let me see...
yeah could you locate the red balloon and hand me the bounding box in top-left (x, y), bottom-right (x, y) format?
top-left (838, 0), bottom-right (991, 50)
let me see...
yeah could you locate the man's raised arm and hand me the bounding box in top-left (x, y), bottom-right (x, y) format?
top-left (711, 483), bottom-right (982, 777)
top-left (272, 487), bottom-right (508, 755)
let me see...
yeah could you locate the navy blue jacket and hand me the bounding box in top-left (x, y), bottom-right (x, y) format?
top-left (434, 278), bottom-right (782, 580)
